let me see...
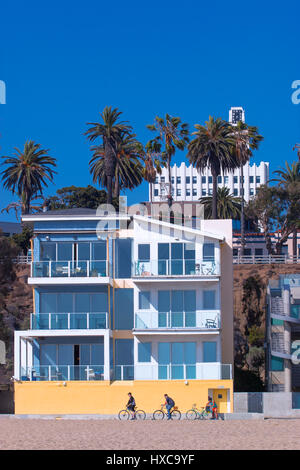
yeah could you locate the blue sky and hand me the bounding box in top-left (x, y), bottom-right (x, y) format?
top-left (0, 0), bottom-right (299, 221)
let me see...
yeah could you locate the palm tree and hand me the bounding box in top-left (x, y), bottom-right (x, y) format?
top-left (272, 161), bottom-right (300, 258)
top-left (200, 186), bottom-right (242, 219)
top-left (230, 121), bottom-right (263, 254)
top-left (188, 116), bottom-right (237, 219)
top-left (293, 143), bottom-right (300, 161)
top-left (85, 106), bottom-right (133, 205)
top-left (142, 138), bottom-right (166, 204)
top-left (89, 134), bottom-right (144, 198)
top-left (147, 114), bottom-right (189, 206)
top-left (1, 140), bottom-right (56, 214)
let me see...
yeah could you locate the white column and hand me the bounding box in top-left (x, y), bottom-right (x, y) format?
top-left (104, 331), bottom-right (110, 380)
top-left (14, 332), bottom-right (21, 380)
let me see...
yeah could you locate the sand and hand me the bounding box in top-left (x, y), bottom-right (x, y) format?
top-left (0, 418), bottom-right (300, 450)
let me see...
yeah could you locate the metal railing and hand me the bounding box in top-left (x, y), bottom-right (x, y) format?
top-left (30, 312), bottom-right (109, 330)
top-left (31, 260), bottom-right (110, 278)
top-left (134, 311), bottom-right (220, 330)
top-left (113, 363), bottom-right (232, 381)
top-left (233, 255), bottom-right (300, 265)
top-left (21, 365), bottom-right (105, 381)
top-left (132, 259), bottom-right (219, 277)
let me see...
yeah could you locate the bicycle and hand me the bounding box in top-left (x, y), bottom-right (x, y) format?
top-left (118, 405), bottom-right (146, 421)
top-left (186, 404), bottom-right (218, 420)
top-left (153, 404), bottom-right (181, 420)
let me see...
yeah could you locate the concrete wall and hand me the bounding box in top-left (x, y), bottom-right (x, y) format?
top-left (234, 392), bottom-right (300, 417)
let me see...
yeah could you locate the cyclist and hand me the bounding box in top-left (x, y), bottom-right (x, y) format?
top-left (126, 392), bottom-right (136, 420)
top-left (164, 394), bottom-right (175, 420)
top-left (206, 396), bottom-right (218, 420)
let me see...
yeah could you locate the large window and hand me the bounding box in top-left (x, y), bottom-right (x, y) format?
top-left (115, 239), bottom-right (132, 278)
top-left (40, 241), bottom-right (106, 262)
top-left (158, 342), bottom-right (196, 379)
top-left (138, 244), bottom-right (150, 261)
top-left (158, 290), bottom-right (196, 327)
top-left (203, 290), bottom-right (216, 309)
top-left (138, 342), bottom-right (151, 362)
top-left (203, 342), bottom-right (217, 362)
top-left (40, 291), bottom-right (108, 313)
top-left (139, 291), bottom-right (151, 310)
top-left (158, 242), bottom-right (195, 275)
top-left (203, 243), bottom-right (215, 261)
top-left (114, 288), bottom-right (134, 329)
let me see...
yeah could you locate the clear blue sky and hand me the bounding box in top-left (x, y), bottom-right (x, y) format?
top-left (0, 0), bottom-right (299, 221)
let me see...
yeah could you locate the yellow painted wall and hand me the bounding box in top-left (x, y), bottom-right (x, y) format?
top-left (14, 380), bottom-right (233, 415)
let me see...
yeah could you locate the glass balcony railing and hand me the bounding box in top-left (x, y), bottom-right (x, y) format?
top-left (134, 311), bottom-right (220, 330)
top-left (31, 260), bottom-right (110, 278)
top-left (113, 363), bottom-right (232, 381)
top-left (30, 312), bottom-right (109, 330)
top-left (21, 365), bottom-right (105, 381)
top-left (132, 259), bottom-right (219, 277)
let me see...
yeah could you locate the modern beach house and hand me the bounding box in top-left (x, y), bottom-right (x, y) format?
top-left (14, 208), bottom-right (234, 415)
top-left (266, 275), bottom-right (300, 400)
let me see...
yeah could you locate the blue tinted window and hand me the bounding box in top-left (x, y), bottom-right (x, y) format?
top-left (58, 293), bottom-right (73, 312)
top-left (40, 242), bottom-right (56, 261)
top-left (115, 239), bottom-right (132, 278)
top-left (92, 242), bottom-right (106, 260)
top-left (40, 344), bottom-right (56, 365)
top-left (58, 344), bottom-right (73, 365)
top-left (139, 291), bottom-right (151, 310)
top-left (115, 339), bottom-right (133, 365)
top-left (158, 291), bottom-right (170, 312)
top-left (158, 343), bottom-right (170, 364)
top-left (40, 293), bottom-right (57, 313)
top-left (158, 243), bottom-right (169, 259)
top-left (185, 342), bottom-right (196, 363)
top-left (203, 342), bottom-right (217, 362)
top-left (203, 290), bottom-right (216, 309)
top-left (115, 289), bottom-right (134, 329)
top-left (138, 342), bottom-right (151, 362)
top-left (138, 244), bottom-right (150, 261)
top-left (57, 243), bottom-right (73, 261)
top-left (203, 243), bottom-right (215, 261)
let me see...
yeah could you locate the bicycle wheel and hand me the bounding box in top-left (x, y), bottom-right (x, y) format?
top-left (118, 409), bottom-right (130, 421)
top-left (135, 410), bottom-right (146, 420)
top-left (171, 409), bottom-right (181, 420)
top-left (185, 409), bottom-right (197, 420)
top-left (153, 410), bottom-right (165, 420)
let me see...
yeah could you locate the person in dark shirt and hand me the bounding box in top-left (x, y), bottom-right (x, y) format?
top-left (126, 392), bottom-right (136, 420)
top-left (164, 394), bottom-right (175, 420)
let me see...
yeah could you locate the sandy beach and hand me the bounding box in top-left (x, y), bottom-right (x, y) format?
top-left (0, 418), bottom-right (299, 450)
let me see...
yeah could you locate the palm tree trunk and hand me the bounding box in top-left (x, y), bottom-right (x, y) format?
top-left (104, 137), bottom-right (116, 206)
top-left (212, 171), bottom-right (218, 219)
top-left (293, 229), bottom-right (297, 260)
top-left (167, 153), bottom-right (172, 208)
top-left (240, 165), bottom-right (245, 256)
top-left (114, 166), bottom-right (120, 198)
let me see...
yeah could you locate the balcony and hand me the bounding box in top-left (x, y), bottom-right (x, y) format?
top-left (113, 363), bottom-right (232, 381)
top-left (29, 260), bottom-right (111, 285)
top-left (21, 365), bottom-right (105, 381)
top-left (134, 311), bottom-right (220, 332)
top-left (30, 312), bottom-right (109, 330)
top-left (132, 259), bottom-right (220, 281)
